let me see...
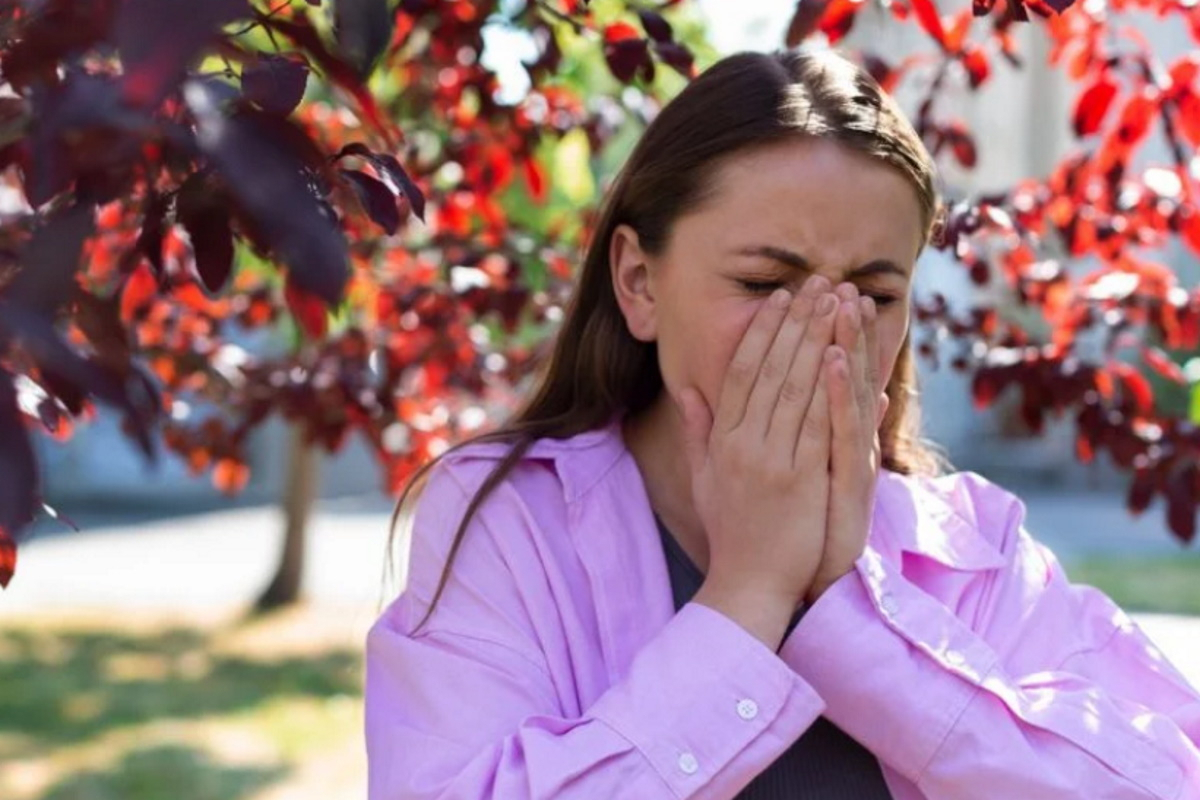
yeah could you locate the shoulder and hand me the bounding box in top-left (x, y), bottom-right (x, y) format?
top-left (875, 467), bottom-right (1037, 571)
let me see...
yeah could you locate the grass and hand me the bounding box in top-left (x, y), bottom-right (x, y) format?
top-left (1063, 553), bottom-right (1200, 616)
top-left (0, 604), bottom-right (368, 800)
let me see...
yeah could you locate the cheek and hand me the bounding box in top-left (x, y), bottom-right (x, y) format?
top-left (664, 304), bottom-right (754, 412)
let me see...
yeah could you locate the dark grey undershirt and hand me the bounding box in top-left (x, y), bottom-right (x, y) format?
top-left (655, 513), bottom-right (894, 799)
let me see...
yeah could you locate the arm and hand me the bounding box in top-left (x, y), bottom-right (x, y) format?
top-left (365, 460), bottom-right (826, 800)
top-left (779, 474), bottom-right (1200, 799)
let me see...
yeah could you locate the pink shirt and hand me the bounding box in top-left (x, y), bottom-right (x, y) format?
top-left (365, 414), bottom-right (1200, 799)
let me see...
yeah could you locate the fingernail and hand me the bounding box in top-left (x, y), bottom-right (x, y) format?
top-left (818, 294), bottom-right (836, 315)
top-left (859, 296), bottom-right (874, 318)
top-left (770, 288), bottom-right (790, 308)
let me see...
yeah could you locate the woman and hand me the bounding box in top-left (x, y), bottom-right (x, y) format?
top-left (364, 47), bottom-right (1200, 799)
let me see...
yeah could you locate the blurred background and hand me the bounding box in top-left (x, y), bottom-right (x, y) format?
top-left (4, 0), bottom-right (1200, 798)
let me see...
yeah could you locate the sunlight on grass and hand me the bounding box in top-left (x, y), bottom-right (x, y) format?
top-left (1065, 553), bottom-right (1200, 616)
top-left (0, 606), bottom-right (366, 800)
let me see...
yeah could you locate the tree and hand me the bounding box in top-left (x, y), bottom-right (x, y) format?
top-left (0, 0), bottom-right (705, 596)
top-left (4, 0), bottom-right (1200, 598)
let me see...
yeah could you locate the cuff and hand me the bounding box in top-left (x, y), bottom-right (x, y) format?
top-left (777, 556), bottom-right (984, 782)
top-left (589, 600), bottom-right (826, 796)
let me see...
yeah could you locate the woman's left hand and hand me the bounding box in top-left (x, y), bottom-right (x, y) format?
top-left (803, 286), bottom-right (889, 606)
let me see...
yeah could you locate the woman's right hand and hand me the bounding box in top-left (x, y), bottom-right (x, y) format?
top-left (678, 274), bottom-right (842, 648)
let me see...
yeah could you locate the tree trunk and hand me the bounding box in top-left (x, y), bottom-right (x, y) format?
top-left (255, 421), bottom-right (319, 611)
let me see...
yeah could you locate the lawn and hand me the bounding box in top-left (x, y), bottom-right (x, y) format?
top-left (0, 604), bottom-right (369, 800)
top-left (1064, 553), bottom-right (1200, 616)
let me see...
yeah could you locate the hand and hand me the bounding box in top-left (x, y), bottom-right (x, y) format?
top-left (804, 285), bottom-right (890, 606)
top-left (678, 274), bottom-right (840, 613)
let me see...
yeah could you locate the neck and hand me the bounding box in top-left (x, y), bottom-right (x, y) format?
top-left (621, 392), bottom-right (711, 573)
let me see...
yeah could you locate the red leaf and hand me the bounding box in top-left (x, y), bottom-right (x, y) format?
top-left (523, 158), bottom-right (547, 203)
top-left (120, 263), bottom-right (159, 323)
top-left (1175, 90), bottom-right (1200, 147)
top-left (1073, 76), bottom-right (1118, 137)
top-left (961, 46), bottom-right (990, 89)
top-left (604, 22), bottom-right (641, 43)
top-left (1110, 361), bottom-right (1154, 415)
top-left (820, 0), bottom-right (861, 43)
top-left (285, 281), bottom-right (328, 340)
top-left (0, 531), bottom-right (13, 589)
top-left (1141, 346), bottom-right (1186, 384)
top-left (213, 457), bottom-right (250, 494)
top-left (910, 0), bottom-right (947, 46)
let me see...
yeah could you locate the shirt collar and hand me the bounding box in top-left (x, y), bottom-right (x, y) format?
top-left (494, 414), bottom-right (1007, 573)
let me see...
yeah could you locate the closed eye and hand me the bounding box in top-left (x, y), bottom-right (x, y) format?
top-left (738, 280), bottom-right (899, 307)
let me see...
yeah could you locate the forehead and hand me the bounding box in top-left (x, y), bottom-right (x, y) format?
top-left (685, 137), bottom-right (926, 271)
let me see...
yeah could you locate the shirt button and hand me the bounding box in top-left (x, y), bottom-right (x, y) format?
top-left (736, 699), bottom-right (759, 720)
top-left (879, 593), bottom-right (898, 615)
top-left (945, 649), bottom-right (965, 666)
top-left (678, 752), bottom-right (699, 775)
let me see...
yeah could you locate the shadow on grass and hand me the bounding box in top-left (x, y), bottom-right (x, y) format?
top-left (0, 620), bottom-right (361, 749)
top-left (34, 743), bottom-right (287, 800)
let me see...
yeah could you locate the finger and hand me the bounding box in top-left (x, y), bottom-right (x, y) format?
top-left (793, 341), bottom-right (835, 468)
top-left (860, 296), bottom-right (880, 400)
top-left (826, 343), bottom-right (863, 484)
top-left (769, 288), bottom-right (840, 448)
top-left (715, 288), bottom-right (792, 434)
top-left (849, 300), bottom-right (871, 434)
top-left (744, 275), bottom-right (827, 441)
top-left (832, 296), bottom-right (867, 424)
top-left (676, 386), bottom-right (712, 477)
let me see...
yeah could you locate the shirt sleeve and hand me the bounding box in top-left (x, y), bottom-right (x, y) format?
top-left (365, 460), bottom-right (826, 800)
top-left (778, 474), bottom-right (1200, 799)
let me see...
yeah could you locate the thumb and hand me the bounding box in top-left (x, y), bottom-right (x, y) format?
top-left (675, 386), bottom-right (712, 476)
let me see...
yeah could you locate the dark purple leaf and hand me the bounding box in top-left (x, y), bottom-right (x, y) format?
top-left (786, 0), bottom-right (829, 47)
top-left (177, 173), bottom-right (235, 293)
top-left (116, 0), bottom-right (249, 107)
top-left (653, 41), bottom-right (694, 78)
top-left (0, 0), bottom-right (119, 91)
top-left (334, 0), bottom-right (394, 80)
top-left (341, 169), bottom-right (400, 234)
top-left (4, 202), bottom-right (95, 315)
top-left (603, 38), bottom-right (649, 84)
top-left (333, 143), bottom-right (426, 222)
top-left (0, 303), bottom-right (160, 458)
top-left (186, 81), bottom-right (348, 305)
top-left (1165, 462), bottom-right (1198, 544)
top-left (242, 54), bottom-right (310, 117)
top-left (638, 10), bottom-right (674, 42)
top-left (0, 369), bottom-right (39, 565)
top-left (136, 190), bottom-right (167, 276)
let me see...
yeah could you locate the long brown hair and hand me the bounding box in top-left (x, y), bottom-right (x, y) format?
top-left (385, 47), bottom-right (952, 634)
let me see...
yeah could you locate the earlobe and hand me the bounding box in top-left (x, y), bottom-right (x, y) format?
top-left (609, 223), bottom-right (657, 343)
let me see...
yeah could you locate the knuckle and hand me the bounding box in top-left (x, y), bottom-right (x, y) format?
top-left (727, 357), bottom-right (755, 382)
top-left (757, 357), bottom-right (784, 383)
top-left (778, 378), bottom-right (807, 405)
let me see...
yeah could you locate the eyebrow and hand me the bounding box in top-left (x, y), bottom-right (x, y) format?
top-left (732, 245), bottom-right (910, 280)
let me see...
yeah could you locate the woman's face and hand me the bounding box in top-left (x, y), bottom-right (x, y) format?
top-left (612, 136), bottom-right (926, 428)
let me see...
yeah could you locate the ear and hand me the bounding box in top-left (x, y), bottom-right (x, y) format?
top-left (610, 223), bottom-right (658, 343)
